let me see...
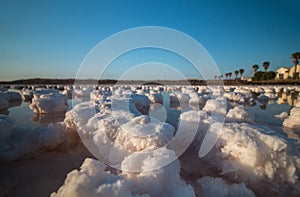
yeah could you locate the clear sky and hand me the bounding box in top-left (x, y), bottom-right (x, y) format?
top-left (1, 0), bottom-right (300, 81)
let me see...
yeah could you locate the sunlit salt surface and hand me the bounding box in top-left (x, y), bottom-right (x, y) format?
top-left (0, 85), bottom-right (300, 196)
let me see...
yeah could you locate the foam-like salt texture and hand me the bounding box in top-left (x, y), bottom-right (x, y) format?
top-left (52, 148), bottom-right (195, 197)
top-left (196, 176), bottom-right (255, 197)
top-left (30, 92), bottom-right (68, 114)
top-left (199, 122), bottom-right (300, 194)
top-left (226, 106), bottom-right (254, 123)
top-left (283, 106), bottom-right (300, 129)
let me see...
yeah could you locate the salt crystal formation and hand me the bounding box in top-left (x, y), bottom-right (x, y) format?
top-left (283, 105), bottom-right (300, 129)
top-left (2, 85), bottom-right (299, 196)
top-left (196, 176), bottom-right (255, 197)
top-left (51, 149), bottom-right (195, 197)
top-left (226, 106), bottom-right (254, 123)
top-left (30, 92), bottom-right (68, 114)
top-left (0, 115), bottom-right (78, 161)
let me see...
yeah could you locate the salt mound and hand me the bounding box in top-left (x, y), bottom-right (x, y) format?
top-left (20, 88), bottom-right (33, 101)
top-left (196, 176), bottom-right (255, 197)
top-left (0, 91), bottom-right (23, 102)
top-left (131, 94), bottom-right (151, 114)
top-left (147, 93), bottom-right (163, 104)
top-left (203, 98), bottom-right (227, 115)
top-left (0, 91), bottom-right (23, 110)
top-left (275, 111), bottom-right (289, 119)
top-left (73, 86), bottom-right (94, 97)
top-left (65, 96), bottom-right (175, 168)
top-left (177, 110), bottom-right (217, 152)
top-left (52, 148), bottom-right (195, 197)
top-left (64, 101), bottom-right (97, 130)
top-left (0, 122), bottom-right (78, 161)
top-left (92, 113), bottom-right (175, 166)
top-left (169, 93), bottom-right (191, 104)
top-left (223, 92), bottom-right (253, 104)
top-left (226, 106), bottom-right (254, 123)
top-left (51, 158), bottom-right (131, 197)
top-left (200, 123), bottom-right (300, 194)
top-left (30, 92), bottom-right (68, 114)
top-left (264, 92), bottom-right (277, 100)
top-left (257, 94), bottom-right (269, 104)
top-left (189, 94), bottom-right (206, 109)
top-left (283, 107), bottom-right (300, 129)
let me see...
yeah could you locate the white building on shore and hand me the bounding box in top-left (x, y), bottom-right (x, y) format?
top-left (276, 65), bottom-right (300, 80)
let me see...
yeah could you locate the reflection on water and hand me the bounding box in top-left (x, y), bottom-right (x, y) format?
top-left (283, 127), bottom-right (300, 144)
top-left (0, 110), bottom-right (9, 115)
top-left (259, 104), bottom-right (267, 110)
top-left (31, 113), bottom-right (65, 125)
top-left (8, 99), bottom-right (22, 108)
top-left (277, 92), bottom-right (300, 107)
top-left (3, 89), bottom-right (300, 144)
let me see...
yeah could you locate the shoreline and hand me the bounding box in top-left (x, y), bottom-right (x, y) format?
top-left (0, 78), bottom-right (300, 86)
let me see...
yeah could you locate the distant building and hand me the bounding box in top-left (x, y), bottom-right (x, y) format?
top-left (276, 67), bottom-right (289, 80)
top-left (289, 65), bottom-right (300, 79)
top-left (276, 65), bottom-right (300, 80)
top-left (241, 76), bottom-right (252, 82)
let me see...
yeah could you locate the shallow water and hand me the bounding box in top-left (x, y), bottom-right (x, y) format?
top-left (2, 90), bottom-right (300, 143)
top-left (1, 88), bottom-right (300, 196)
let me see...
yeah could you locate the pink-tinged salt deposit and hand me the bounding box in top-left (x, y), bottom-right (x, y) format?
top-left (68, 105), bottom-right (175, 167)
top-left (223, 91), bottom-right (254, 104)
top-left (20, 88), bottom-right (33, 100)
top-left (147, 93), bottom-right (163, 104)
top-left (199, 122), bottom-right (300, 195)
top-left (2, 84), bottom-right (297, 196)
top-left (0, 116), bottom-right (78, 161)
top-left (275, 111), bottom-right (289, 119)
top-left (188, 94), bottom-right (207, 109)
top-left (30, 92), bottom-right (68, 114)
top-left (283, 106), bottom-right (300, 129)
top-left (64, 101), bottom-right (97, 130)
top-left (226, 106), bottom-right (254, 123)
top-left (196, 176), bottom-right (255, 197)
top-left (202, 97), bottom-right (227, 115)
top-left (52, 148), bottom-right (195, 197)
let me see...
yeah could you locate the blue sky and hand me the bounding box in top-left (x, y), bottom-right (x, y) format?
top-left (1, 0), bottom-right (300, 80)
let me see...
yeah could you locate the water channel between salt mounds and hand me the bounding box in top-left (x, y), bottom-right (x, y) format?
top-left (0, 86), bottom-right (300, 196)
top-left (4, 89), bottom-right (300, 144)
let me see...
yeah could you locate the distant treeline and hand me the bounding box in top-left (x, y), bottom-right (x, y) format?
top-left (0, 78), bottom-right (248, 86)
top-left (0, 78), bottom-right (298, 86)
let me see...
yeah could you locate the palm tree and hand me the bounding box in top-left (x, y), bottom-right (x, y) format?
top-left (225, 73), bottom-right (229, 79)
top-left (228, 72), bottom-right (232, 79)
top-left (252, 64), bottom-right (259, 76)
top-left (234, 70), bottom-right (239, 79)
top-left (239, 69), bottom-right (244, 78)
top-left (291, 52), bottom-right (300, 79)
top-left (263, 61), bottom-right (270, 73)
top-left (214, 75), bottom-right (217, 80)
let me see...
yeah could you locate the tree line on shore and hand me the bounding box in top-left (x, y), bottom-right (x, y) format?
top-left (220, 52), bottom-right (300, 81)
